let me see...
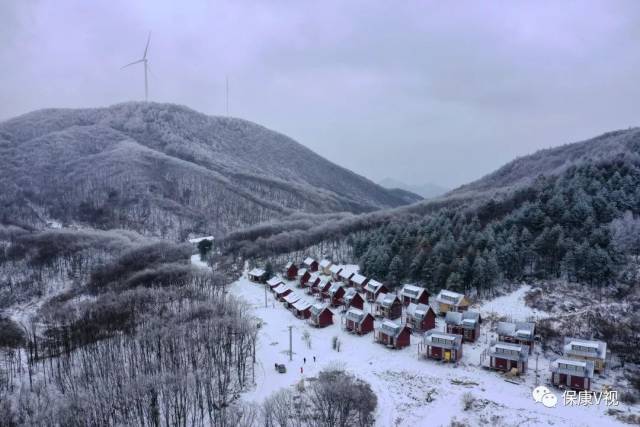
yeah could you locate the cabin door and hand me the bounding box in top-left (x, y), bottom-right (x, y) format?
top-left (444, 350), bottom-right (451, 362)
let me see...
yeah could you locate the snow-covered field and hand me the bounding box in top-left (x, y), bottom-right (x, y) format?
top-left (223, 269), bottom-right (630, 427)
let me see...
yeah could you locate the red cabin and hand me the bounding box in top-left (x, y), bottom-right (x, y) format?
top-left (488, 343), bottom-right (528, 374)
top-left (307, 273), bottom-right (321, 294)
top-left (342, 288), bottom-right (364, 310)
top-left (273, 284), bottom-right (292, 302)
top-left (445, 311), bottom-right (481, 343)
top-left (297, 269), bottom-right (311, 287)
top-left (329, 264), bottom-right (343, 281)
top-left (317, 278), bottom-right (332, 300)
top-left (327, 283), bottom-right (345, 307)
top-left (405, 303), bottom-right (436, 332)
top-left (551, 358), bottom-right (594, 391)
top-left (309, 304), bottom-right (333, 328)
top-left (283, 262), bottom-right (298, 280)
top-left (363, 280), bottom-right (387, 302)
top-left (373, 293), bottom-right (402, 320)
top-left (291, 299), bottom-right (312, 319)
top-left (303, 257), bottom-right (319, 272)
top-left (375, 320), bottom-right (411, 349)
top-left (399, 284), bottom-right (430, 306)
top-left (267, 277), bottom-right (285, 291)
top-left (344, 308), bottom-right (375, 335)
top-left (350, 274), bottom-right (369, 291)
top-left (423, 331), bottom-right (463, 362)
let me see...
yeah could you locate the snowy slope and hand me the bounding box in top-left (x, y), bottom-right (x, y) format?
top-left (227, 274), bottom-right (630, 427)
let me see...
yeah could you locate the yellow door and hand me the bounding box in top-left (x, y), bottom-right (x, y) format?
top-left (444, 350), bottom-right (451, 362)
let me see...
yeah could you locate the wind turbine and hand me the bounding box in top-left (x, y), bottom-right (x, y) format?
top-left (122, 32), bottom-right (151, 101)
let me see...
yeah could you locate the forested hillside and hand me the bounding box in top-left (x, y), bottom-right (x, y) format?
top-left (0, 227), bottom-right (258, 425)
top-left (0, 103), bottom-right (419, 239)
top-left (221, 127), bottom-right (640, 296)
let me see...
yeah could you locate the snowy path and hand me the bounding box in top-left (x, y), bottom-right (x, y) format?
top-left (228, 275), bottom-right (629, 427)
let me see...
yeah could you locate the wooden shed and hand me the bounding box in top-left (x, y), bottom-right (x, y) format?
top-left (297, 268), bottom-right (311, 287)
top-left (327, 282), bottom-right (345, 307)
top-left (291, 299), bottom-right (312, 319)
top-left (267, 277), bottom-right (285, 291)
top-left (497, 321), bottom-right (536, 351)
top-left (329, 264), bottom-right (343, 281)
top-left (350, 274), bottom-right (369, 291)
top-left (303, 257), bottom-right (319, 272)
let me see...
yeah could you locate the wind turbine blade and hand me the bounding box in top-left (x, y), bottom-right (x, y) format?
top-left (122, 59), bottom-right (144, 69)
top-left (143, 32), bottom-right (151, 59)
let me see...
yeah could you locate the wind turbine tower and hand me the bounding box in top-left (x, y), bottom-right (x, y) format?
top-left (122, 32), bottom-right (151, 101)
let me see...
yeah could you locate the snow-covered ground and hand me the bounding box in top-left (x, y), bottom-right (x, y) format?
top-left (223, 270), bottom-right (630, 427)
top-left (476, 285), bottom-right (549, 321)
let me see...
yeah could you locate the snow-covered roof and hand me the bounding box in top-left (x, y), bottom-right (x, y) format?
top-left (375, 292), bottom-right (399, 308)
top-left (328, 282), bottom-right (343, 295)
top-left (285, 261), bottom-right (295, 269)
top-left (308, 272), bottom-right (320, 284)
top-left (424, 331), bottom-right (462, 349)
top-left (317, 277), bottom-right (331, 289)
top-left (303, 257), bottom-right (316, 267)
top-left (400, 284), bottom-right (426, 299)
top-left (490, 342), bottom-right (529, 361)
top-left (267, 277), bottom-right (284, 287)
top-left (345, 307), bottom-right (367, 323)
top-left (406, 303), bottom-right (431, 319)
top-left (364, 279), bottom-right (384, 293)
top-left (329, 264), bottom-right (343, 274)
top-left (283, 292), bottom-right (301, 304)
top-left (343, 288), bottom-right (359, 302)
top-left (445, 311), bottom-right (480, 328)
top-left (435, 289), bottom-right (465, 305)
top-left (351, 274), bottom-right (368, 285)
top-left (248, 268), bottom-right (266, 277)
top-left (319, 259), bottom-right (332, 268)
top-left (378, 319), bottom-right (403, 337)
top-left (297, 268), bottom-right (308, 277)
top-left (310, 303), bottom-right (329, 316)
top-left (273, 284), bottom-right (290, 295)
top-left (292, 299), bottom-right (311, 311)
top-left (339, 269), bottom-right (354, 280)
top-left (551, 358), bottom-right (595, 378)
top-left (497, 321), bottom-right (535, 340)
top-left (563, 338), bottom-right (606, 359)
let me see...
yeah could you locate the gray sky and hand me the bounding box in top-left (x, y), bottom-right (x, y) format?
top-left (1, 1), bottom-right (639, 188)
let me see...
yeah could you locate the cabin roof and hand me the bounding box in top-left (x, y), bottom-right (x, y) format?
top-left (292, 299), bottom-right (311, 311)
top-left (319, 259), bottom-right (332, 268)
top-left (497, 321), bottom-right (535, 340)
top-left (283, 292), bottom-right (301, 304)
top-left (490, 342), bottom-right (529, 361)
top-left (297, 268), bottom-right (308, 277)
top-left (351, 274), bottom-right (368, 285)
top-left (303, 257), bottom-right (316, 266)
top-left (345, 307), bottom-right (368, 323)
top-left (445, 311), bottom-right (480, 328)
top-left (364, 279), bottom-right (384, 293)
top-left (267, 277), bottom-right (284, 287)
top-left (435, 289), bottom-right (465, 305)
top-left (248, 268), bottom-right (266, 277)
top-left (551, 358), bottom-right (595, 378)
top-left (273, 284), bottom-right (290, 294)
top-left (406, 302), bottom-right (432, 319)
top-left (329, 264), bottom-right (342, 274)
top-left (375, 292), bottom-right (399, 307)
top-left (400, 284), bottom-right (426, 299)
top-left (563, 338), bottom-right (607, 359)
top-left (424, 330), bottom-right (463, 349)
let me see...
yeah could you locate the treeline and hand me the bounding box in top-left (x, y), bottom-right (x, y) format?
top-left (354, 158), bottom-right (640, 294)
top-left (0, 229), bottom-right (258, 427)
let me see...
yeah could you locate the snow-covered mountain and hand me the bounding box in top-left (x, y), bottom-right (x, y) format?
top-left (0, 102), bottom-right (419, 238)
top-left (378, 177), bottom-right (448, 199)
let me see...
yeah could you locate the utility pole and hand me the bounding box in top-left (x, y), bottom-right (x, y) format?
top-left (264, 284), bottom-right (267, 308)
top-left (289, 325), bottom-right (293, 361)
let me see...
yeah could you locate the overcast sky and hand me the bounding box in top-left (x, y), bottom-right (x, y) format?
top-left (1, 1), bottom-right (639, 188)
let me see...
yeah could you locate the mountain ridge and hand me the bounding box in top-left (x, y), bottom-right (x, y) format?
top-left (0, 102), bottom-right (420, 238)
